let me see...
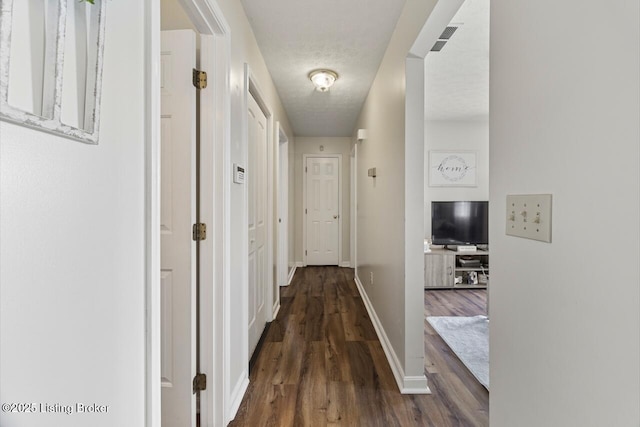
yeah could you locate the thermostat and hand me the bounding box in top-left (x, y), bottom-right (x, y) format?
top-left (233, 163), bottom-right (245, 184)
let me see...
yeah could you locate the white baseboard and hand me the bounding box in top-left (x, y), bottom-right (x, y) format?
top-left (353, 274), bottom-right (430, 394)
top-left (402, 376), bottom-right (431, 394)
top-left (226, 373), bottom-right (249, 424)
top-left (297, 261), bottom-right (351, 268)
top-left (272, 300), bottom-right (281, 320)
top-left (287, 265), bottom-right (297, 285)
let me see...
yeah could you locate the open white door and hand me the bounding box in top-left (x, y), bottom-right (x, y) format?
top-left (305, 156), bottom-right (341, 265)
top-left (248, 93), bottom-right (268, 356)
top-left (160, 30), bottom-right (197, 427)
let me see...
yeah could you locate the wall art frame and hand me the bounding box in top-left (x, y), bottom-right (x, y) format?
top-left (0, 0), bottom-right (107, 144)
top-left (429, 150), bottom-right (477, 187)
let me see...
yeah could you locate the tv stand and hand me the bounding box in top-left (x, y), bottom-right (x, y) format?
top-left (424, 248), bottom-right (489, 289)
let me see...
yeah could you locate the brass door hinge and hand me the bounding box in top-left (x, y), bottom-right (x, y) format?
top-left (192, 223), bottom-right (207, 241)
top-left (192, 69), bottom-right (207, 89)
top-left (193, 373), bottom-right (207, 394)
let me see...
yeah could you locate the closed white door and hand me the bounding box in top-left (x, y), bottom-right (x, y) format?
top-left (248, 94), bottom-right (268, 356)
top-left (160, 30), bottom-right (197, 427)
top-left (306, 157), bottom-right (340, 265)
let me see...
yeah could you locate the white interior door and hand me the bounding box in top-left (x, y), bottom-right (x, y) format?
top-left (160, 30), bottom-right (196, 427)
top-left (277, 139), bottom-right (288, 286)
top-left (248, 93), bottom-right (268, 356)
top-left (306, 157), bottom-right (340, 265)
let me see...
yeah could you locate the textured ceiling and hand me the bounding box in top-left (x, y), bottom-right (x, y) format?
top-left (241, 0), bottom-right (406, 137)
top-left (425, 0), bottom-right (489, 121)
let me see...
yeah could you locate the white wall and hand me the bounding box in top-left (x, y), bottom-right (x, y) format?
top-left (490, 0), bottom-right (640, 425)
top-left (424, 119), bottom-right (489, 237)
top-left (212, 0), bottom-right (294, 417)
top-left (294, 137), bottom-right (351, 266)
top-left (352, 0), bottom-right (438, 390)
top-left (160, 0), bottom-right (296, 418)
top-left (0, 2), bottom-right (147, 426)
top-left (161, 0), bottom-right (195, 30)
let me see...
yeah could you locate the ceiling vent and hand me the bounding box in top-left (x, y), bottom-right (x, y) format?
top-left (430, 26), bottom-right (459, 52)
top-left (439, 26), bottom-right (458, 40)
top-left (430, 40), bottom-right (447, 52)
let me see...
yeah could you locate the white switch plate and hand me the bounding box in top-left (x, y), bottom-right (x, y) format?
top-left (233, 163), bottom-right (245, 184)
top-left (506, 194), bottom-right (552, 243)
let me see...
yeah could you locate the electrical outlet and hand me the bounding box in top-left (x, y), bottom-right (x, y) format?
top-left (370, 272), bottom-right (374, 286)
top-left (506, 194), bottom-right (552, 242)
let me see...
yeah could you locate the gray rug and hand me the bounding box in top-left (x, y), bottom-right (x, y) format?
top-left (426, 315), bottom-right (489, 389)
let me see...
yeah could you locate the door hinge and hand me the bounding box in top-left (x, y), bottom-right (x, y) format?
top-left (192, 69), bottom-right (208, 89)
top-left (305, 166), bottom-right (307, 173)
top-left (305, 250), bottom-right (307, 256)
top-left (192, 223), bottom-right (207, 241)
top-left (193, 373), bottom-right (207, 394)
top-left (305, 208), bottom-right (307, 214)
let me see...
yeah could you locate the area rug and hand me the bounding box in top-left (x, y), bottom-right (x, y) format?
top-left (426, 315), bottom-right (489, 389)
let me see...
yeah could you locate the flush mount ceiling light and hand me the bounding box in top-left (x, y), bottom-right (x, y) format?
top-left (309, 69), bottom-right (338, 92)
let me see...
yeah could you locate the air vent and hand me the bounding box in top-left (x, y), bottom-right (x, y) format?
top-left (439, 26), bottom-right (458, 40)
top-left (431, 25), bottom-right (459, 52)
top-left (431, 40), bottom-right (447, 52)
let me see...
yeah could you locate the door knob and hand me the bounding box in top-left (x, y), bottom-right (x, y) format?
top-left (333, 215), bottom-right (338, 219)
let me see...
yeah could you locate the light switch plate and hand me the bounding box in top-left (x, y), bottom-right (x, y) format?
top-left (506, 194), bottom-right (552, 243)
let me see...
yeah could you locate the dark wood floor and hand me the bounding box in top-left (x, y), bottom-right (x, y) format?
top-left (229, 266), bottom-right (489, 427)
top-left (423, 289), bottom-right (488, 427)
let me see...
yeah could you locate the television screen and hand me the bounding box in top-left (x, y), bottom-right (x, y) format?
top-left (431, 201), bottom-right (488, 246)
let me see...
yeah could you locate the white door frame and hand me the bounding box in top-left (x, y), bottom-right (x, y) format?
top-left (302, 153), bottom-right (343, 266)
top-left (242, 63), bottom-right (276, 346)
top-left (145, 0), bottom-right (232, 426)
top-left (350, 142), bottom-right (357, 273)
top-left (276, 123), bottom-right (289, 291)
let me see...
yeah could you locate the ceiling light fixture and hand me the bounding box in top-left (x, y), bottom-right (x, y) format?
top-left (309, 69), bottom-right (338, 92)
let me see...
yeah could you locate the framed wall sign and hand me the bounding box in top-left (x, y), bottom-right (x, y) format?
top-left (429, 151), bottom-right (477, 187)
top-left (0, 0), bottom-right (107, 144)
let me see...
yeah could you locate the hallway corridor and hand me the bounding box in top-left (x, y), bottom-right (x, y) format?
top-left (230, 266), bottom-right (488, 426)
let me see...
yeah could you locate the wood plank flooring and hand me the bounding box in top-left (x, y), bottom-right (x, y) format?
top-left (423, 289), bottom-right (488, 427)
top-left (229, 266), bottom-right (489, 427)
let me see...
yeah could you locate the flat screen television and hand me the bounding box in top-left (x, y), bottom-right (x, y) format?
top-left (431, 201), bottom-right (488, 246)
